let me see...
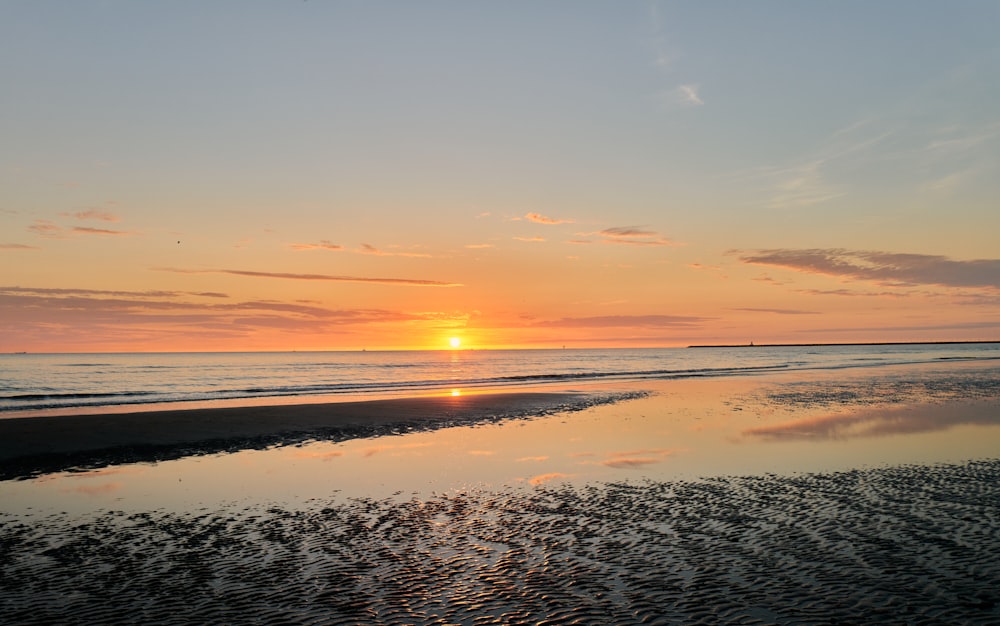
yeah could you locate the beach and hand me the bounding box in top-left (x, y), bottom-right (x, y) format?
top-left (2, 360), bottom-right (999, 624)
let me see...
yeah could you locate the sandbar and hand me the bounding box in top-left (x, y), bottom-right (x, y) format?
top-left (0, 391), bottom-right (634, 479)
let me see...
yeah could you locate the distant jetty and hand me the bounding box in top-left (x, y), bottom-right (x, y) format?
top-left (688, 340), bottom-right (999, 349)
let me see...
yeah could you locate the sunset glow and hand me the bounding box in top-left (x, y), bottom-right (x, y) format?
top-left (1, 2), bottom-right (998, 352)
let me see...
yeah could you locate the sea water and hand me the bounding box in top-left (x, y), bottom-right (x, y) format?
top-left (2, 343), bottom-right (998, 414)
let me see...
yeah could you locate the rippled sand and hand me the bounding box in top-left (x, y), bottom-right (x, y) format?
top-left (2, 459), bottom-right (998, 625)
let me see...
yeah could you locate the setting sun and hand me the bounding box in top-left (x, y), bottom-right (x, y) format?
top-left (449, 337), bottom-right (462, 349)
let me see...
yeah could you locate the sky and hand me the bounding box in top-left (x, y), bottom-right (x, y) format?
top-left (2, 1), bottom-right (999, 352)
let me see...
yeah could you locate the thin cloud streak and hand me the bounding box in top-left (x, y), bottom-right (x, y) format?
top-left (290, 240), bottom-right (342, 251)
top-left (524, 212), bottom-right (574, 225)
top-left (731, 307), bottom-right (820, 315)
top-left (533, 314), bottom-right (710, 329)
top-left (155, 267), bottom-right (462, 287)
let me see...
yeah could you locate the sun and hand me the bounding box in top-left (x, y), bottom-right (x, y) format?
top-left (449, 336), bottom-right (462, 349)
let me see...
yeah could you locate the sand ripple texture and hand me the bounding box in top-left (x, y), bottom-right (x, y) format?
top-left (3, 460), bottom-right (999, 625)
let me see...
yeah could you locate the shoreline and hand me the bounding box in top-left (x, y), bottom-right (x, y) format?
top-left (0, 390), bottom-right (638, 480)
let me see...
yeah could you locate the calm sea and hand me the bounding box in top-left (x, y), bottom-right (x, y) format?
top-left (2, 343), bottom-right (998, 414)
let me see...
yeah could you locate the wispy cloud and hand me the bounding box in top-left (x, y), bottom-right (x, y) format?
top-left (464, 243), bottom-right (495, 249)
top-left (71, 226), bottom-right (132, 236)
top-left (28, 219), bottom-right (63, 238)
top-left (677, 84), bottom-right (703, 106)
top-left (68, 209), bottom-right (120, 222)
top-left (731, 307), bottom-right (820, 315)
top-left (29, 219), bottom-right (133, 238)
top-left (513, 236), bottom-right (546, 243)
top-left (533, 314), bottom-right (709, 329)
top-left (737, 248), bottom-right (1000, 290)
top-left (578, 226), bottom-right (677, 247)
top-left (0, 286), bottom-right (229, 299)
top-left (156, 267), bottom-right (462, 287)
top-left (0, 243), bottom-right (38, 250)
top-left (524, 212), bottom-right (573, 225)
top-left (357, 243), bottom-right (432, 258)
top-left (290, 240), bottom-right (342, 251)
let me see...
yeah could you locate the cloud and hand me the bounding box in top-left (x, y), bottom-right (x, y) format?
top-left (602, 457), bottom-right (663, 468)
top-left (765, 161), bottom-right (845, 209)
top-left (0, 286), bottom-right (229, 299)
top-left (0, 243), bottom-right (38, 250)
top-left (731, 307), bottom-right (820, 315)
top-left (592, 226), bottom-right (677, 247)
top-left (677, 84), bottom-right (704, 106)
top-left (524, 212), bottom-right (573, 225)
top-left (70, 209), bottom-right (119, 222)
top-left (0, 287), bottom-right (466, 344)
top-left (71, 226), bottom-right (132, 236)
top-left (28, 219), bottom-right (132, 238)
top-left (513, 236), bottom-right (546, 243)
top-left (464, 243), bottom-right (495, 249)
top-left (358, 243), bottom-right (432, 258)
top-left (28, 219), bottom-right (63, 238)
top-left (737, 248), bottom-right (1000, 290)
top-left (534, 314), bottom-right (709, 329)
top-left (516, 456), bottom-right (549, 462)
top-left (156, 267), bottom-right (462, 287)
top-left (290, 240), bottom-right (342, 251)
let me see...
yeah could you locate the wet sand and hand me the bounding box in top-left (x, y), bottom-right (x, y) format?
top-left (0, 391), bottom-right (638, 480)
top-left (2, 459), bottom-right (997, 625)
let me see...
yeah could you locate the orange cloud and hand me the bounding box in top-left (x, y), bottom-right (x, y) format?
top-left (290, 240), bottom-right (342, 251)
top-left (71, 209), bottom-right (120, 222)
top-left (28, 219), bottom-right (63, 238)
top-left (358, 243), bottom-right (432, 258)
top-left (533, 314), bottom-right (709, 329)
top-left (71, 226), bottom-right (132, 236)
top-left (525, 212), bottom-right (573, 225)
top-left (601, 457), bottom-right (662, 468)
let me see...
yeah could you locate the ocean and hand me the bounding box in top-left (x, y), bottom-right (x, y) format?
top-left (2, 342), bottom-right (999, 414)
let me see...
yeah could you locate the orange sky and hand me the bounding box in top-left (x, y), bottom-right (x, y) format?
top-left (2, 3), bottom-right (999, 352)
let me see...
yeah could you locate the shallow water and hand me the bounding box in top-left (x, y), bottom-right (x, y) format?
top-left (3, 361), bottom-right (998, 516)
